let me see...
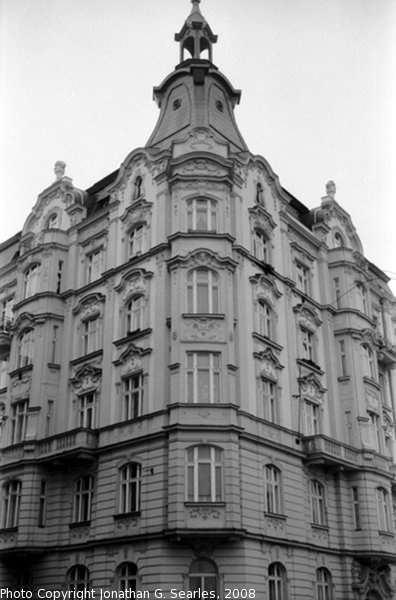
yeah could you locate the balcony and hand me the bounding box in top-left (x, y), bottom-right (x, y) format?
top-left (0, 317), bottom-right (13, 360)
top-left (376, 335), bottom-right (396, 367)
top-left (1, 429), bottom-right (98, 465)
top-left (303, 435), bottom-right (361, 470)
top-left (303, 435), bottom-right (393, 473)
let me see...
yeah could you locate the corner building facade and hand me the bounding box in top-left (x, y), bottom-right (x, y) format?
top-left (1, 3), bottom-right (396, 598)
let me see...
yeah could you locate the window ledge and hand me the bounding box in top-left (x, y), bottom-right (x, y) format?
top-left (0, 527), bottom-right (18, 533)
top-left (378, 530), bottom-right (394, 538)
top-left (70, 349), bottom-right (103, 366)
top-left (113, 511), bottom-right (141, 520)
top-left (9, 364), bottom-right (33, 378)
top-left (182, 313), bottom-right (226, 320)
top-left (337, 375), bottom-right (350, 382)
top-left (113, 329), bottom-right (153, 347)
top-left (264, 512), bottom-right (286, 520)
top-left (69, 520), bottom-right (91, 529)
top-left (311, 523), bottom-right (329, 531)
top-left (184, 501), bottom-right (226, 507)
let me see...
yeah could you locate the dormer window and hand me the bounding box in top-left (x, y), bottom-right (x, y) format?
top-left (46, 213), bottom-right (59, 229)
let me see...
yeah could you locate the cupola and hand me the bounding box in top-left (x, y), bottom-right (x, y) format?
top-left (175, 0), bottom-right (218, 63)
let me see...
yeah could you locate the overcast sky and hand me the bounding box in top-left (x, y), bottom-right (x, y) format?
top-left (1, 0), bottom-right (395, 290)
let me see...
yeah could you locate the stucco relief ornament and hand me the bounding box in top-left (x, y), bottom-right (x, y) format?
top-left (325, 180), bottom-right (336, 200)
top-left (54, 160), bottom-right (66, 180)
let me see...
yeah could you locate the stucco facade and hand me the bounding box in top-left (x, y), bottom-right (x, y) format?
top-left (0, 2), bottom-right (396, 598)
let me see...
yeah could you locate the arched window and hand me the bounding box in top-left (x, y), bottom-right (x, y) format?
top-left (264, 465), bottom-right (282, 514)
top-left (17, 328), bottom-right (34, 368)
top-left (72, 475), bottom-right (94, 523)
top-left (333, 232), bottom-right (343, 248)
top-left (117, 562), bottom-right (137, 592)
top-left (309, 480), bottom-right (326, 526)
top-left (253, 230), bottom-right (269, 262)
top-left (362, 344), bottom-right (375, 379)
top-left (256, 183), bottom-right (264, 206)
top-left (46, 213), bottom-right (59, 229)
top-left (258, 301), bottom-right (272, 338)
top-left (187, 198), bottom-right (217, 231)
top-left (377, 487), bottom-right (392, 532)
top-left (189, 559), bottom-right (218, 596)
top-left (126, 296), bottom-right (145, 334)
top-left (186, 445), bottom-right (223, 502)
top-left (316, 568), bottom-right (333, 600)
top-left (128, 225), bottom-right (145, 258)
top-left (133, 176), bottom-right (143, 200)
top-left (268, 562), bottom-right (287, 600)
top-left (187, 268), bottom-right (219, 313)
top-left (23, 264), bottom-right (40, 298)
top-left (119, 463), bottom-right (141, 514)
top-left (2, 480), bottom-right (21, 528)
top-left (67, 565), bottom-right (90, 591)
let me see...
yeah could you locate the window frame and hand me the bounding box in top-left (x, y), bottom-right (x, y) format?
top-left (78, 392), bottom-right (96, 429)
top-left (186, 445), bottom-right (223, 503)
top-left (264, 465), bottom-right (282, 514)
top-left (67, 565), bottom-right (90, 592)
top-left (260, 378), bottom-right (277, 423)
top-left (122, 373), bottom-right (144, 421)
top-left (316, 567), bottom-right (333, 600)
top-left (86, 248), bottom-right (103, 284)
top-left (188, 558), bottom-right (218, 597)
top-left (304, 399), bottom-right (320, 436)
top-left (17, 328), bottom-right (34, 368)
top-left (186, 351), bottom-right (221, 404)
top-left (258, 300), bottom-right (272, 338)
top-left (377, 487), bottom-right (392, 532)
top-left (296, 262), bottom-right (310, 295)
top-left (2, 480), bottom-right (21, 529)
top-left (119, 463), bottom-right (141, 514)
top-left (128, 225), bottom-right (145, 258)
top-left (301, 327), bottom-right (314, 361)
top-left (81, 316), bottom-right (100, 355)
top-left (309, 480), bottom-right (327, 526)
top-left (117, 562), bottom-right (137, 593)
top-left (187, 197), bottom-right (217, 232)
top-left (253, 229), bottom-right (269, 263)
top-left (268, 562), bottom-right (287, 600)
top-left (72, 475), bottom-right (94, 524)
top-left (187, 268), bottom-right (219, 314)
top-left (10, 400), bottom-right (29, 444)
top-left (126, 295), bottom-right (145, 334)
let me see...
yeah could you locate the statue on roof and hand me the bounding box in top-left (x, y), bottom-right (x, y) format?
top-left (54, 160), bottom-right (66, 180)
top-left (326, 180), bottom-right (336, 200)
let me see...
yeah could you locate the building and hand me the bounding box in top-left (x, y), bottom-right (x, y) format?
top-left (1, 1), bottom-right (396, 597)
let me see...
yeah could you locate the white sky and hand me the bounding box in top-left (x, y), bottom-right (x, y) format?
top-left (1, 0), bottom-right (396, 290)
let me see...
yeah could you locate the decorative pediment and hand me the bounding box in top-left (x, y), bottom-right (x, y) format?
top-left (321, 197), bottom-right (363, 254)
top-left (115, 343), bottom-right (150, 375)
top-left (167, 249), bottom-right (237, 272)
top-left (293, 304), bottom-right (322, 330)
top-left (73, 293), bottom-right (105, 317)
top-left (254, 348), bottom-right (284, 379)
top-left (70, 363), bottom-right (102, 393)
top-left (13, 312), bottom-right (35, 333)
top-left (250, 274), bottom-right (282, 305)
top-left (298, 373), bottom-right (326, 402)
top-left (114, 269), bottom-right (153, 300)
top-left (120, 199), bottom-right (153, 231)
top-left (171, 157), bottom-right (229, 179)
top-left (360, 328), bottom-right (376, 345)
top-left (10, 371), bottom-right (32, 400)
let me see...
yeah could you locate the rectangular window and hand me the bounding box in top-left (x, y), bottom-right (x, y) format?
top-left (51, 325), bottom-right (59, 363)
top-left (86, 249), bottom-right (102, 283)
top-left (2, 481), bottom-right (21, 529)
top-left (73, 476), bottom-right (94, 523)
top-left (128, 226), bottom-right (145, 257)
top-left (78, 393), bottom-right (95, 429)
top-left (24, 265), bottom-right (39, 298)
top-left (187, 198), bottom-right (217, 232)
top-left (0, 360), bottom-right (8, 389)
top-left (122, 374), bottom-right (143, 420)
top-left (119, 463), bottom-right (141, 514)
top-left (82, 317), bottom-right (99, 355)
top-left (339, 339), bottom-right (347, 376)
top-left (352, 486), bottom-right (360, 530)
top-left (296, 263), bottom-right (309, 294)
top-left (304, 400), bottom-right (319, 436)
top-left (301, 328), bottom-right (314, 361)
top-left (333, 277), bottom-right (341, 308)
top-left (261, 379), bottom-right (276, 423)
top-left (377, 488), bottom-right (391, 532)
top-left (264, 466), bottom-right (281, 514)
top-left (45, 400), bottom-right (54, 437)
top-left (310, 480), bottom-right (326, 526)
top-left (56, 260), bottom-right (63, 294)
top-left (368, 411), bottom-right (382, 452)
top-left (253, 231), bottom-right (269, 263)
top-left (187, 352), bottom-right (220, 403)
top-left (38, 481), bottom-right (47, 527)
top-left (10, 401), bottom-right (29, 444)
top-left (186, 446), bottom-right (223, 502)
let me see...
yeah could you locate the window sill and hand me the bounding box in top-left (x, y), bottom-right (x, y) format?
top-left (378, 530), bottom-right (394, 538)
top-left (182, 313), bottom-right (225, 320)
top-left (184, 501), bottom-right (225, 507)
top-left (337, 376), bottom-right (350, 382)
top-left (252, 332), bottom-right (283, 352)
top-left (0, 527), bottom-right (18, 533)
top-left (113, 511), bottom-right (141, 520)
top-left (9, 364), bottom-right (33, 378)
top-left (311, 523), bottom-right (329, 531)
top-left (69, 520), bottom-right (91, 529)
top-left (114, 329), bottom-right (153, 347)
top-left (264, 512), bottom-right (286, 520)
top-left (70, 349), bottom-right (103, 366)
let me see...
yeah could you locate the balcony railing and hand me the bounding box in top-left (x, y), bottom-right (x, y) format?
top-left (1, 428), bottom-right (98, 465)
top-left (303, 434), bottom-right (393, 472)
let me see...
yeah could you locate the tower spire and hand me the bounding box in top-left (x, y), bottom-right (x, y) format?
top-left (175, 0), bottom-right (218, 63)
